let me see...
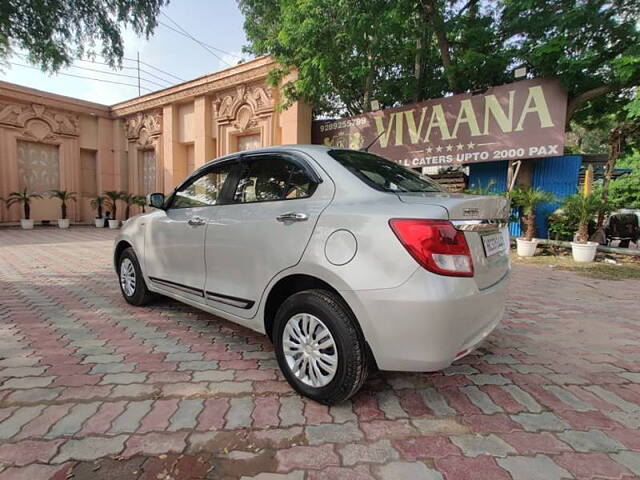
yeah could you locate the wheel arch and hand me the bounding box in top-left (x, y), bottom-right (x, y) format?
top-left (114, 240), bottom-right (133, 271)
top-left (262, 273), bottom-right (376, 368)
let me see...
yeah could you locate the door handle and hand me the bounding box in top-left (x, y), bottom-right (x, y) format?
top-left (188, 216), bottom-right (206, 226)
top-left (276, 212), bottom-right (308, 223)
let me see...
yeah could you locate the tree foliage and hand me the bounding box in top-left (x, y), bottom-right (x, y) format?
top-left (238, 0), bottom-right (640, 120)
top-left (1, 0), bottom-right (168, 71)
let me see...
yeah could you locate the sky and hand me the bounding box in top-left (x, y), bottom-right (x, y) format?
top-left (0, 0), bottom-right (249, 105)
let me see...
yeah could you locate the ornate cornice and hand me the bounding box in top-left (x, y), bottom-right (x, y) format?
top-left (110, 56), bottom-right (275, 117)
top-left (0, 102), bottom-right (80, 137)
top-left (213, 84), bottom-right (274, 131)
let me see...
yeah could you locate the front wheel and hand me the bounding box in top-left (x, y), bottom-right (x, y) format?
top-left (273, 289), bottom-right (369, 405)
top-left (118, 247), bottom-right (154, 306)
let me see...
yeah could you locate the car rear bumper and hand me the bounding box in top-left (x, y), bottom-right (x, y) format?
top-left (341, 267), bottom-right (509, 371)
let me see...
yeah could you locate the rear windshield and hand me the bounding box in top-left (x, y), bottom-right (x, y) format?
top-left (328, 149), bottom-right (443, 193)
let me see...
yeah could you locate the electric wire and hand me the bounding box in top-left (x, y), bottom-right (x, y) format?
top-left (7, 62), bottom-right (152, 92)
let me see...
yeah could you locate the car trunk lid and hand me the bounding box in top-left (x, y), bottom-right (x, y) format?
top-left (398, 192), bottom-right (510, 289)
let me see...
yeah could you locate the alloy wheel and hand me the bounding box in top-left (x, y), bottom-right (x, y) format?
top-left (120, 258), bottom-right (136, 297)
top-left (282, 313), bottom-right (338, 387)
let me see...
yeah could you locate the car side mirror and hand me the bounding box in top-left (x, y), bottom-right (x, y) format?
top-left (147, 193), bottom-right (165, 210)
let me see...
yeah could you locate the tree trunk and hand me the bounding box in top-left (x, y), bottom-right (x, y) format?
top-left (565, 85), bottom-right (617, 127)
top-left (420, 0), bottom-right (459, 93)
top-left (362, 40), bottom-right (375, 112)
top-left (413, 35), bottom-right (424, 102)
top-left (97, 203), bottom-right (102, 218)
top-left (24, 201), bottom-right (30, 220)
top-left (576, 222), bottom-right (589, 244)
top-left (125, 204), bottom-right (131, 220)
top-left (61, 201), bottom-right (67, 220)
top-left (524, 213), bottom-right (535, 241)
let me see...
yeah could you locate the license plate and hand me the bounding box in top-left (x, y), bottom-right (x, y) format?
top-left (482, 232), bottom-right (507, 257)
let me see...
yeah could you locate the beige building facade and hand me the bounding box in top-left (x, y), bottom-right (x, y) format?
top-left (0, 56), bottom-right (311, 223)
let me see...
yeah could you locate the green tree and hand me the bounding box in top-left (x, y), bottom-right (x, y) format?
top-left (239, 0), bottom-right (639, 121)
top-left (1, 0), bottom-right (168, 71)
top-left (6, 189), bottom-right (42, 220)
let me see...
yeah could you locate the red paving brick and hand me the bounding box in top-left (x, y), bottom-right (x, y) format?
top-left (0, 227), bottom-right (639, 479)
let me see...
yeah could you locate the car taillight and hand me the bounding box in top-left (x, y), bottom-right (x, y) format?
top-left (389, 219), bottom-right (474, 277)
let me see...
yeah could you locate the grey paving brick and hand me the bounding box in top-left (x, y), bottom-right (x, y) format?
top-left (280, 396), bottom-right (305, 426)
top-left (557, 429), bottom-right (625, 453)
top-left (375, 461), bottom-right (443, 480)
top-left (81, 354), bottom-right (124, 364)
top-left (450, 434), bottom-right (517, 457)
top-left (46, 402), bottom-right (100, 438)
top-left (510, 412), bottom-right (569, 432)
top-left (226, 396), bottom-right (254, 429)
top-left (192, 370), bottom-right (233, 382)
top-left (512, 364), bottom-right (553, 374)
top-left (166, 352), bottom-right (203, 362)
top-left (419, 388), bottom-right (456, 416)
top-left (502, 385), bottom-right (543, 413)
top-left (339, 439), bottom-right (399, 466)
top-left (5, 387), bottom-right (63, 404)
top-left (52, 435), bottom-right (127, 463)
top-left (585, 385), bottom-right (639, 412)
top-left (154, 344), bottom-right (191, 354)
top-left (545, 373), bottom-right (589, 385)
top-left (177, 361), bottom-right (219, 371)
top-left (375, 390), bottom-right (407, 419)
top-left (610, 451), bottom-right (640, 476)
top-left (460, 386), bottom-right (503, 414)
top-left (90, 363), bottom-right (136, 374)
top-left (497, 455), bottom-right (572, 480)
top-left (619, 372), bottom-right (640, 382)
top-left (0, 357), bottom-right (40, 368)
top-left (483, 354), bottom-right (518, 364)
top-left (0, 376), bottom-right (56, 390)
top-left (0, 367), bottom-right (47, 378)
top-left (110, 400), bottom-right (153, 433)
top-left (543, 385), bottom-right (594, 411)
top-left (443, 365), bottom-right (479, 375)
top-left (168, 398), bottom-right (204, 431)
top-left (0, 405), bottom-right (45, 439)
top-left (100, 373), bottom-right (148, 385)
top-left (469, 374), bottom-right (511, 386)
top-left (329, 402), bottom-right (358, 424)
top-left (306, 422), bottom-right (363, 445)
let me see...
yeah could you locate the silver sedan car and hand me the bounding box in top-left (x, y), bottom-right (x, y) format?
top-left (114, 145), bottom-right (510, 404)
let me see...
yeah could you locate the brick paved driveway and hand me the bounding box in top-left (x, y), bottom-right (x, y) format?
top-left (0, 227), bottom-right (639, 480)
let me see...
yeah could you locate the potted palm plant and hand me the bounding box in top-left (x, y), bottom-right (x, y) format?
top-left (120, 192), bottom-right (134, 220)
top-left (563, 192), bottom-right (607, 263)
top-left (509, 186), bottom-right (554, 257)
top-left (90, 195), bottom-right (106, 227)
top-left (104, 190), bottom-right (122, 228)
top-left (6, 189), bottom-right (42, 229)
top-left (132, 195), bottom-right (147, 214)
top-left (49, 190), bottom-right (77, 229)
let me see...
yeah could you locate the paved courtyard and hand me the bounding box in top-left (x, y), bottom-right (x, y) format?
top-left (0, 227), bottom-right (639, 480)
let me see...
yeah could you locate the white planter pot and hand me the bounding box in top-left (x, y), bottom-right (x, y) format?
top-left (516, 238), bottom-right (538, 257)
top-left (94, 218), bottom-right (105, 228)
top-left (58, 219), bottom-right (70, 229)
top-left (108, 219), bottom-right (120, 229)
top-left (20, 219), bottom-right (34, 230)
top-left (571, 241), bottom-right (598, 263)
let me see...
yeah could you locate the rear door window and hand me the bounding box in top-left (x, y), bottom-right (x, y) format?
top-left (233, 156), bottom-right (317, 203)
top-left (328, 149), bottom-right (443, 193)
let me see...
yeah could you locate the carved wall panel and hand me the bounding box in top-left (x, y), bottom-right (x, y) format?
top-left (124, 110), bottom-right (163, 147)
top-left (0, 102), bottom-right (79, 138)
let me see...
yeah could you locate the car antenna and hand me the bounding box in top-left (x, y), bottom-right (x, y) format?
top-left (360, 129), bottom-right (385, 152)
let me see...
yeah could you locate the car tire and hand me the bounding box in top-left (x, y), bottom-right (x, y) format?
top-left (118, 247), bottom-right (154, 306)
top-left (273, 289), bottom-right (369, 405)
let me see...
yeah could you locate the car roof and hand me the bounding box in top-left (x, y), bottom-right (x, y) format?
top-left (196, 144), bottom-right (337, 170)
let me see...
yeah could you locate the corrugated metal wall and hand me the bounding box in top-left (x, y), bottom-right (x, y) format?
top-left (468, 156), bottom-right (582, 239)
top-left (468, 161), bottom-right (508, 192)
top-left (468, 161), bottom-right (521, 236)
top-left (532, 156), bottom-right (582, 238)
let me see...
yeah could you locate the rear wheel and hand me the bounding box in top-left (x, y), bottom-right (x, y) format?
top-left (118, 247), bottom-right (154, 306)
top-left (273, 289), bottom-right (368, 404)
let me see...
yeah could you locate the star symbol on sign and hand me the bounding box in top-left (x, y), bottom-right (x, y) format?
top-left (426, 146), bottom-right (433, 154)
top-left (435, 145), bottom-right (443, 153)
top-left (467, 142), bottom-right (476, 149)
top-left (446, 144), bottom-right (453, 152)
top-left (456, 143), bottom-right (463, 151)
